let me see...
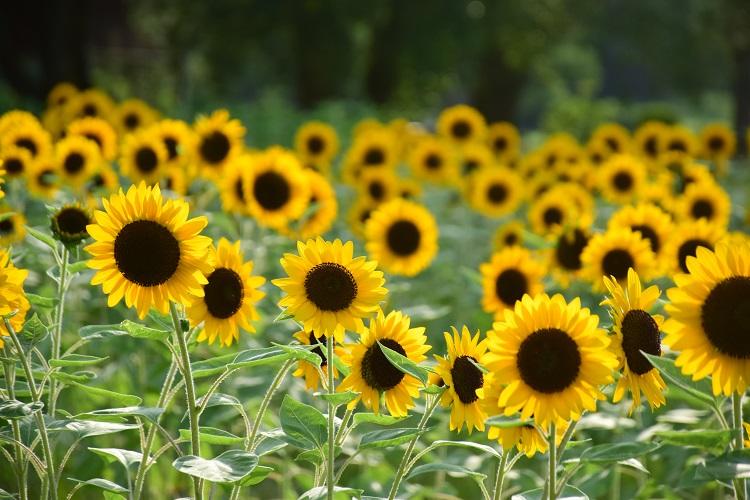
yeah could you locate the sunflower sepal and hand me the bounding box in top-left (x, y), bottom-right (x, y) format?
top-left (378, 340), bottom-right (430, 386)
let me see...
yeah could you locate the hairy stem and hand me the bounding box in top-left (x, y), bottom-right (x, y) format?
top-left (48, 246), bottom-right (68, 417)
top-left (326, 336), bottom-right (336, 500)
top-left (492, 449), bottom-right (509, 500)
top-left (548, 422), bottom-right (557, 500)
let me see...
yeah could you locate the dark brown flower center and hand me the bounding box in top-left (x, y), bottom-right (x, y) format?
top-left (630, 224), bottom-right (660, 253)
top-left (701, 276), bottom-right (750, 359)
top-left (451, 120), bottom-right (471, 139)
top-left (135, 147), bottom-right (158, 173)
top-left (517, 328), bottom-right (581, 393)
top-left (487, 183), bottom-right (508, 204)
top-left (602, 249), bottom-right (634, 281)
top-left (307, 135), bottom-right (324, 154)
top-left (164, 137), bottom-right (179, 160)
top-left (361, 339), bottom-right (407, 391)
top-left (677, 239), bottom-right (711, 273)
top-left (425, 153), bottom-right (442, 170)
top-left (364, 148), bottom-right (384, 165)
top-left (386, 220), bottom-right (421, 256)
top-left (368, 180), bottom-right (385, 201)
top-left (495, 268), bottom-right (527, 307)
top-left (253, 171), bottom-right (290, 210)
top-left (613, 171), bottom-right (633, 192)
top-left (16, 138), bottom-right (37, 156)
top-left (304, 262), bottom-right (357, 311)
top-left (4, 158), bottom-right (23, 175)
top-left (200, 131), bottom-right (231, 165)
top-left (690, 199), bottom-right (714, 221)
top-left (114, 220), bottom-right (181, 286)
top-left (543, 207), bottom-right (563, 227)
top-left (621, 309), bottom-right (660, 375)
top-left (451, 355), bottom-right (484, 404)
top-left (64, 152), bottom-right (85, 174)
top-left (124, 113), bottom-right (140, 130)
top-left (204, 268), bottom-right (244, 319)
top-left (555, 229), bottom-right (589, 271)
top-left (54, 207), bottom-right (90, 236)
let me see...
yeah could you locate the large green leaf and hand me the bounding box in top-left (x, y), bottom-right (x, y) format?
top-left (68, 478), bottom-right (129, 496)
top-left (179, 427), bottom-right (244, 445)
top-left (172, 450), bottom-right (259, 483)
top-left (21, 313), bottom-right (48, 345)
top-left (237, 465), bottom-right (274, 486)
top-left (695, 450), bottom-right (750, 481)
top-left (279, 395), bottom-right (327, 450)
top-left (192, 347), bottom-right (291, 379)
top-left (352, 413), bottom-right (408, 428)
top-left (50, 375), bottom-right (142, 406)
top-left (78, 324), bottom-right (128, 341)
top-left (656, 429), bottom-right (733, 450)
top-left (49, 354), bottom-right (108, 367)
top-left (119, 320), bottom-right (170, 341)
top-left (74, 406), bottom-right (164, 423)
top-left (299, 486), bottom-right (363, 499)
top-left (359, 428), bottom-right (422, 449)
top-left (407, 462), bottom-right (486, 481)
top-left (0, 399), bottom-right (44, 419)
top-left (48, 420), bottom-right (140, 439)
top-left (26, 293), bottom-right (58, 309)
top-left (89, 447), bottom-right (143, 469)
top-left (315, 391), bottom-right (359, 406)
top-left (642, 353), bottom-right (715, 409)
top-left (579, 442), bottom-right (661, 464)
top-left (378, 341), bottom-right (429, 386)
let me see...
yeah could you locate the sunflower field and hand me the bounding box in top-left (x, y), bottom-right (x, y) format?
top-left (2, 4), bottom-right (750, 499)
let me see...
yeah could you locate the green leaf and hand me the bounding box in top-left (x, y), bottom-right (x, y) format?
top-left (172, 450), bottom-right (259, 484)
top-left (68, 478), bottom-right (129, 496)
top-left (0, 399), bottom-right (44, 419)
top-left (315, 391), bottom-right (358, 406)
top-left (50, 375), bottom-right (142, 406)
top-left (255, 434), bottom-right (288, 456)
top-left (79, 324), bottom-right (127, 341)
top-left (642, 353), bottom-right (715, 409)
top-left (48, 420), bottom-right (140, 439)
top-left (512, 485), bottom-right (588, 500)
top-left (352, 413), bottom-right (408, 428)
top-left (421, 439), bottom-right (502, 459)
top-left (21, 314), bottom-right (48, 344)
top-left (192, 347), bottom-right (290, 379)
top-left (694, 449), bottom-right (750, 481)
top-left (26, 226), bottom-right (57, 250)
top-left (579, 442), bottom-right (661, 464)
top-left (179, 427), bottom-right (244, 445)
top-left (359, 428), bottom-right (422, 449)
top-left (485, 415), bottom-right (535, 428)
top-left (274, 310), bottom-right (295, 322)
top-left (0, 487), bottom-right (15, 499)
top-left (656, 429), bottom-right (733, 450)
top-left (299, 486), bottom-right (363, 500)
top-left (407, 462), bottom-right (486, 481)
top-left (67, 261), bottom-right (90, 274)
top-left (279, 395), bottom-right (327, 450)
top-left (120, 320), bottom-right (170, 341)
top-left (74, 407), bottom-right (164, 424)
top-left (237, 465), bottom-right (274, 486)
top-left (197, 393), bottom-right (241, 409)
top-left (466, 357), bottom-right (489, 374)
top-left (274, 343), bottom-right (321, 365)
top-left (26, 293), bottom-right (59, 309)
top-left (50, 354), bottom-right (108, 367)
top-left (378, 341), bottom-right (428, 386)
top-left (89, 447), bottom-right (143, 469)
top-left (295, 449), bottom-right (324, 466)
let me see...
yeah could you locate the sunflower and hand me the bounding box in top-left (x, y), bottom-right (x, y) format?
top-left (487, 121), bottom-right (521, 161)
top-left (347, 198), bottom-right (377, 239)
top-left (468, 167), bottom-right (522, 218)
top-left (357, 168), bottom-right (399, 205)
top-left (664, 126), bottom-right (698, 157)
top-left (294, 121), bottom-right (339, 167)
top-left (493, 221), bottom-right (525, 251)
top-left (434, 327), bottom-right (489, 433)
top-left (47, 82), bottom-right (78, 109)
top-left (292, 330), bottom-right (345, 390)
top-left (528, 188), bottom-right (577, 236)
top-left (0, 146), bottom-right (33, 180)
top-left (590, 123), bottom-right (631, 156)
top-left (273, 238), bottom-right (387, 342)
top-left (459, 142), bottom-right (495, 177)
top-left (586, 140), bottom-right (611, 167)
top-left (633, 121), bottom-right (668, 163)
top-left (608, 203), bottom-right (674, 263)
top-left (580, 228), bottom-right (657, 291)
top-left (153, 119), bottom-right (197, 172)
top-left (0, 210), bottom-right (26, 247)
top-left (119, 130), bottom-right (169, 186)
top-left (50, 204), bottom-right (92, 247)
top-left (0, 110), bottom-right (39, 137)
top-left (194, 109), bottom-right (245, 178)
top-left (66, 117), bottom-right (118, 161)
top-left (674, 181), bottom-right (731, 228)
top-left (286, 169), bottom-right (338, 240)
top-left (0, 250), bottom-right (30, 347)
top-left (548, 183), bottom-right (595, 228)
top-left (397, 177), bottom-right (422, 200)
top-left (699, 123), bottom-right (735, 163)
top-left (598, 154), bottom-right (646, 204)
top-left (365, 199), bottom-right (438, 277)
top-left (162, 167), bottom-right (188, 196)
top-left (672, 161), bottom-right (715, 196)
top-left (114, 98), bottom-right (159, 134)
top-left (601, 268), bottom-right (666, 413)
top-left (480, 247), bottom-right (545, 319)
top-left (85, 183), bottom-right (214, 319)
top-left (187, 238), bottom-right (265, 347)
top-left (243, 147), bottom-right (310, 229)
top-left (62, 88), bottom-right (116, 124)
top-left (27, 157), bottom-right (60, 199)
top-left (663, 241), bottom-right (750, 395)
top-left (343, 129), bottom-right (398, 181)
top-left (662, 219), bottom-right (725, 274)
top-left (338, 310), bottom-right (430, 416)
top-left (486, 293), bottom-right (617, 427)
top-left (0, 121), bottom-right (52, 160)
top-left (548, 227), bottom-right (591, 286)
top-left (407, 136), bottom-right (459, 184)
top-left (55, 135), bottom-right (101, 188)
top-left (437, 104), bottom-right (487, 145)
top-left (86, 166), bottom-right (120, 198)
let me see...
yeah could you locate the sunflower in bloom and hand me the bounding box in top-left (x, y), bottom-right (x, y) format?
top-left (294, 121), bottom-right (339, 167)
top-left (153, 119), bottom-right (197, 172)
top-left (343, 129), bottom-right (398, 181)
top-left (662, 219), bottom-right (725, 274)
top-left (397, 177), bottom-right (422, 201)
top-left (664, 125), bottom-right (698, 157)
top-left (285, 169), bottom-right (338, 240)
top-left (487, 121), bottom-right (521, 162)
top-left (55, 135), bottom-right (102, 188)
top-left (608, 203), bottom-right (674, 266)
top-left (357, 168), bottom-right (399, 205)
top-left (664, 241), bottom-right (750, 396)
top-left (486, 293), bottom-right (618, 428)
top-left (589, 123), bottom-right (631, 156)
top-left (0, 250), bottom-right (30, 346)
top-left (50, 204), bottom-right (92, 247)
top-left (674, 181), bottom-right (731, 228)
top-left (407, 136), bottom-right (459, 185)
top-left (528, 188), bottom-right (578, 236)
top-left (47, 82), bottom-right (78, 109)
top-left (434, 327), bottom-right (489, 433)
top-left (493, 221), bottom-right (525, 251)
top-left (597, 154), bottom-right (646, 204)
top-left (292, 330), bottom-right (344, 390)
top-left (162, 167), bottom-right (188, 196)
top-left (194, 109), bottom-right (245, 178)
top-left (0, 146), bottom-right (33, 180)
top-left (633, 121), bottom-right (668, 163)
top-left (62, 88), bottom-right (115, 124)
top-left (580, 228), bottom-right (657, 292)
top-left (548, 227), bottom-right (591, 287)
top-left (468, 167), bottom-right (523, 218)
top-left (437, 104), bottom-right (487, 145)
top-left (27, 157), bottom-right (60, 199)
top-left (67, 117), bottom-right (118, 161)
top-left (243, 147), bottom-right (310, 229)
top-left (187, 239), bottom-right (265, 347)
top-left (458, 142), bottom-right (495, 178)
top-left (601, 268), bottom-right (666, 413)
top-left (1, 121), bottom-right (53, 160)
top-left (114, 98), bottom-right (159, 135)
top-left (347, 198), bottom-right (377, 239)
top-left (119, 130), bottom-right (169, 186)
top-left (219, 155), bottom-right (250, 215)
top-left (0, 209), bottom-right (26, 247)
top-left (85, 183), bottom-right (214, 319)
top-left (338, 310), bottom-right (430, 416)
top-left (365, 199), bottom-right (438, 277)
top-left (480, 247), bottom-right (545, 319)
top-left (273, 238), bottom-right (387, 343)
top-left (85, 166), bottom-right (120, 199)
top-left (699, 123), bottom-right (735, 165)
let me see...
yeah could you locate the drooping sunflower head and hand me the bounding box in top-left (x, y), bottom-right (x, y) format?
top-left (589, 123), bottom-right (631, 156)
top-left (492, 221), bottom-right (525, 251)
top-left (115, 98), bottom-right (159, 135)
top-left (601, 268), bottom-right (666, 413)
top-left (480, 247), bottom-right (545, 319)
top-left (487, 121), bottom-right (520, 161)
top-left (55, 134), bottom-right (102, 188)
top-left (85, 183), bottom-right (214, 319)
top-left (468, 166), bottom-right (522, 218)
top-left (437, 104), bottom-right (487, 145)
top-left (194, 109), bottom-right (246, 177)
top-left (0, 120), bottom-right (53, 160)
top-left (243, 147), bottom-right (310, 229)
top-left (51, 204), bottom-right (92, 247)
top-left (0, 209), bottom-right (27, 248)
top-left (674, 180), bottom-right (731, 228)
top-left (0, 250), bottom-right (30, 347)
top-left (273, 238), bottom-right (388, 342)
top-left (338, 309), bottom-right (431, 416)
top-left (699, 123), bottom-right (736, 161)
top-left (365, 199), bottom-right (438, 277)
top-left (633, 121), bottom-right (668, 162)
top-left (187, 238), bottom-right (265, 347)
top-left (662, 219), bottom-right (725, 274)
top-left (580, 228), bottom-right (657, 291)
top-left (66, 116), bottom-right (118, 161)
top-left (291, 329), bottom-right (343, 391)
top-left (407, 135), bottom-right (459, 184)
top-left (120, 130), bottom-right (169, 186)
top-left (664, 241), bottom-right (750, 396)
top-left (486, 293), bottom-right (618, 428)
top-left (434, 326), bottom-right (489, 433)
top-left (598, 154), bottom-right (646, 204)
top-left (294, 121), bottom-right (339, 165)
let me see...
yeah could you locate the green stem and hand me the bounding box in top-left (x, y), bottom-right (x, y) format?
top-left (387, 392), bottom-right (443, 500)
top-left (48, 246), bottom-right (68, 417)
top-left (170, 303), bottom-right (202, 500)
top-left (334, 409), bottom-right (353, 447)
top-left (491, 450), bottom-right (509, 500)
top-left (326, 335), bottom-right (336, 500)
top-left (733, 393), bottom-right (747, 500)
top-left (609, 465), bottom-right (620, 500)
top-left (555, 420), bottom-right (577, 465)
top-left (548, 422), bottom-right (557, 500)
top-left (5, 317), bottom-right (58, 500)
top-left (132, 358), bottom-right (179, 500)
top-left (2, 355), bottom-right (28, 500)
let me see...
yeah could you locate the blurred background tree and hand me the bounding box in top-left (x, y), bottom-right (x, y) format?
top-left (1, 0), bottom-right (749, 146)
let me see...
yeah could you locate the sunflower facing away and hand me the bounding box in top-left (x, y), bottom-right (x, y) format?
top-left (365, 199), bottom-right (438, 277)
top-left (663, 241), bottom-right (750, 396)
top-left (434, 326), bottom-right (490, 433)
top-left (480, 247), bottom-right (545, 319)
top-left (580, 228), bottom-right (657, 292)
top-left (86, 183), bottom-right (214, 319)
top-left (187, 238), bottom-right (265, 347)
top-left (291, 330), bottom-right (344, 391)
top-left (601, 268), bottom-right (666, 413)
top-left (273, 238), bottom-right (388, 343)
top-left (338, 309), bottom-right (431, 416)
top-left (486, 293), bottom-right (618, 427)
top-left (0, 250), bottom-right (30, 347)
